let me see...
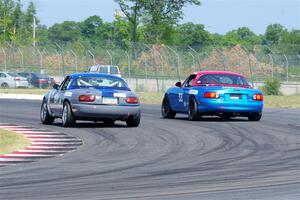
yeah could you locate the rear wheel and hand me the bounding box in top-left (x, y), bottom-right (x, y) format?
top-left (62, 101), bottom-right (76, 127)
top-left (248, 113), bottom-right (262, 121)
top-left (1, 82), bottom-right (9, 88)
top-left (40, 100), bottom-right (54, 125)
top-left (126, 113), bottom-right (141, 127)
top-left (188, 97), bottom-right (201, 121)
top-left (161, 96), bottom-right (176, 119)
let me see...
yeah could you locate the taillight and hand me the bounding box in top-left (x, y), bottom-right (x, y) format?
top-left (204, 92), bottom-right (220, 98)
top-left (14, 77), bottom-right (20, 81)
top-left (79, 95), bottom-right (96, 102)
top-left (125, 97), bottom-right (138, 104)
top-left (253, 94), bottom-right (263, 101)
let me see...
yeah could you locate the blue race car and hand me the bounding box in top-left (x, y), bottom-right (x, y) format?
top-left (161, 71), bottom-right (263, 121)
top-left (40, 73), bottom-right (140, 127)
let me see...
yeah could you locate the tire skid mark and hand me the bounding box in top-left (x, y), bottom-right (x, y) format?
top-left (0, 123), bottom-right (82, 167)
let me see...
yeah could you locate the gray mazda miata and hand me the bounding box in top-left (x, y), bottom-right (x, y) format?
top-left (40, 73), bottom-right (141, 127)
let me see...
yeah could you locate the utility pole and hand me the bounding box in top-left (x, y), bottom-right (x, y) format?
top-left (33, 17), bottom-right (36, 48)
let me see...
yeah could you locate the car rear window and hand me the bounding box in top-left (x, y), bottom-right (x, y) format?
top-left (99, 66), bottom-right (109, 74)
top-left (197, 74), bottom-right (250, 86)
top-left (73, 75), bottom-right (128, 89)
top-left (110, 66), bottom-right (119, 74)
top-left (37, 74), bottom-right (49, 79)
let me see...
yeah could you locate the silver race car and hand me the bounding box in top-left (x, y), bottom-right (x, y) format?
top-left (40, 73), bottom-right (141, 127)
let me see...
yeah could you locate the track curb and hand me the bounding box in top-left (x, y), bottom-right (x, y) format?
top-left (0, 123), bottom-right (82, 167)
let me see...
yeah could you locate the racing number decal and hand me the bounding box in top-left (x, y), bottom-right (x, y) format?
top-left (178, 93), bottom-right (183, 102)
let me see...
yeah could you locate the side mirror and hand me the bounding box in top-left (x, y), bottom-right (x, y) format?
top-left (175, 81), bottom-right (182, 87)
top-left (53, 84), bottom-right (59, 90)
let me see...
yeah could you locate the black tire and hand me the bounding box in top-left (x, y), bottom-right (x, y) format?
top-left (220, 113), bottom-right (231, 121)
top-left (1, 82), bottom-right (9, 88)
top-left (103, 119), bottom-right (115, 126)
top-left (62, 101), bottom-right (76, 127)
top-left (248, 113), bottom-right (262, 121)
top-left (40, 100), bottom-right (55, 125)
top-left (126, 113), bottom-right (141, 127)
top-left (188, 97), bottom-right (201, 121)
top-left (161, 96), bottom-right (176, 119)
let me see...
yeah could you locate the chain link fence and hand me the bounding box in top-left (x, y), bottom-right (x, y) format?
top-left (0, 42), bottom-right (300, 92)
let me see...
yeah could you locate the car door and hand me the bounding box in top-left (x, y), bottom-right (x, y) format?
top-left (180, 74), bottom-right (197, 112)
top-left (49, 76), bottom-right (72, 115)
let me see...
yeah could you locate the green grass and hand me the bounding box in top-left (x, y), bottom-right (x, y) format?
top-left (0, 129), bottom-right (31, 155)
top-left (1, 89), bottom-right (300, 108)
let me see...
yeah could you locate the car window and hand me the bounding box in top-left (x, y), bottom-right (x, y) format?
top-left (197, 74), bottom-right (250, 86)
top-left (183, 74), bottom-right (196, 87)
top-left (73, 75), bottom-right (128, 88)
top-left (110, 66), bottom-right (119, 74)
top-left (60, 76), bottom-right (72, 90)
top-left (8, 73), bottom-right (18, 77)
top-left (0, 73), bottom-right (6, 78)
top-left (99, 66), bottom-right (109, 74)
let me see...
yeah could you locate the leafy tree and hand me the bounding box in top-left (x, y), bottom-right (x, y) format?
top-left (142, 0), bottom-right (201, 43)
top-left (48, 21), bottom-right (81, 43)
top-left (175, 22), bottom-right (212, 49)
top-left (114, 0), bottom-right (145, 43)
top-left (264, 23), bottom-right (287, 45)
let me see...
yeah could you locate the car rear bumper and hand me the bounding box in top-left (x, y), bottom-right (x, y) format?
top-left (71, 103), bottom-right (141, 120)
top-left (15, 81), bottom-right (29, 88)
top-left (198, 100), bottom-right (263, 113)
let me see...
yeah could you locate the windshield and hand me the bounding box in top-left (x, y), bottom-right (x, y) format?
top-left (72, 75), bottom-right (128, 89)
top-left (8, 73), bottom-right (18, 77)
top-left (197, 74), bottom-right (250, 86)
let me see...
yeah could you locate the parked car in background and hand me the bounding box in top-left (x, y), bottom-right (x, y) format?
top-left (0, 72), bottom-right (29, 88)
top-left (18, 72), bottom-right (55, 88)
top-left (89, 65), bottom-right (121, 77)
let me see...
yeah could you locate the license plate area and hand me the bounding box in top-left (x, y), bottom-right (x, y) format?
top-left (230, 94), bottom-right (242, 100)
top-left (102, 97), bottom-right (118, 105)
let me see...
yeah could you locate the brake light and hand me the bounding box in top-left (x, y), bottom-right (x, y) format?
top-left (125, 97), bottom-right (138, 104)
top-left (14, 77), bottom-right (20, 81)
top-left (79, 95), bottom-right (96, 102)
top-left (253, 94), bottom-right (263, 101)
top-left (204, 92), bottom-right (220, 98)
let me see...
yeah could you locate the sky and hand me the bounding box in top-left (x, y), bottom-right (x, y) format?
top-left (22, 0), bottom-right (300, 35)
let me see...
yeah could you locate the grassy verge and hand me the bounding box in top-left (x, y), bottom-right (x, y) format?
top-left (0, 129), bottom-right (31, 155)
top-left (1, 89), bottom-right (300, 108)
top-left (0, 88), bottom-right (48, 95)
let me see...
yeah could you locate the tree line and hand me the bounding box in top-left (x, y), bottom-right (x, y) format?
top-left (0, 0), bottom-right (299, 54)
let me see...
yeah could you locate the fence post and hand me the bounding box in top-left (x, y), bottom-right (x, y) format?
top-left (87, 50), bottom-right (96, 66)
top-left (17, 48), bottom-right (24, 71)
top-left (158, 51), bottom-right (165, 91)
top-left (241, 46), bottom-right (254, 86)
top-left (188, 46), bottom-right (199, 71)
top-left (36, 48), bottom-right (44, 74)
top-left (106, 50), bottom-right (113, 66)
top-left (124, 51), bottom-right (131, 78)
top-left (268, 54), bottom-right (274, 80)
top-left (165, 45), bottom-right (180, 81)
top-left (188, 52), bottom-right (195, 72)
top-left (70, 50), bottom-right (78, 72)
top-left (1, 47), bottom-right (7, 72)
top-left (55, 43), bottom-right (65, 77)
top-left (283, 54), bottom-right (289, 82)
top-left (215, 47), bottom-right (226, 71)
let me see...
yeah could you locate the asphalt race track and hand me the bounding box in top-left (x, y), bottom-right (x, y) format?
top-left (0, 99), bottom-right (299, 200)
